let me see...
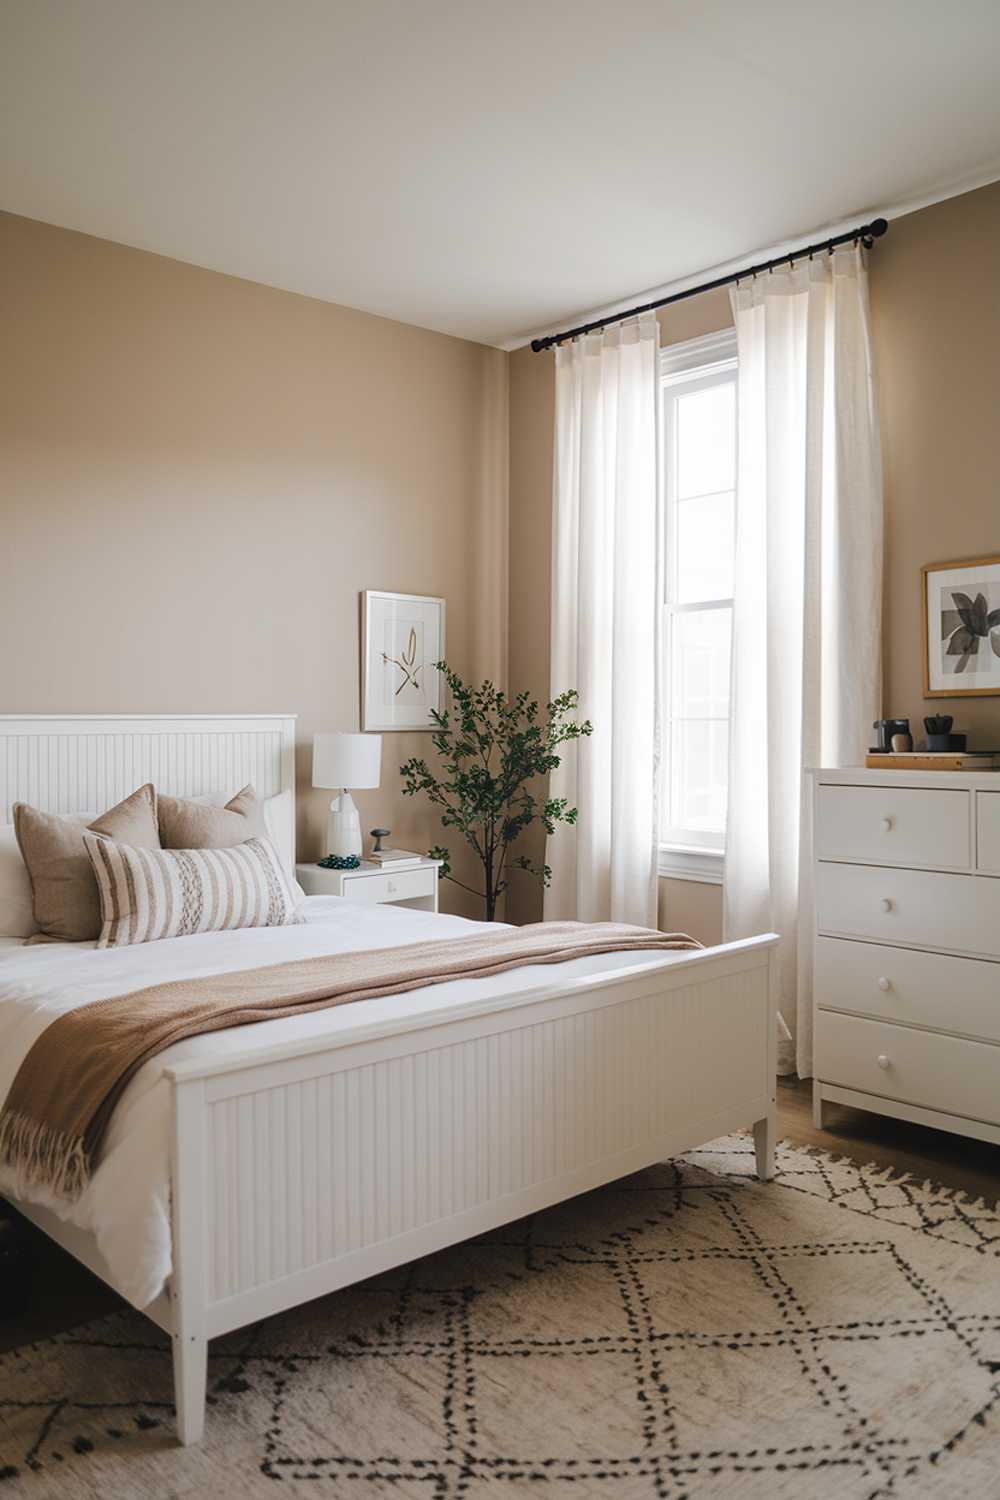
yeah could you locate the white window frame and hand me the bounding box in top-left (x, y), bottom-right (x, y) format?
top-left (658, 328), bottom-right (738, 886)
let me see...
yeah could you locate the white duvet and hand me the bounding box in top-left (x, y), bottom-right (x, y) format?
top-left (0, 898), bottom-right (679, 1309)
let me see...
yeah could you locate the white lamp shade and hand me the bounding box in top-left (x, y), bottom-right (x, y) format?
top-left (312, 732), bottom-right (382, 790)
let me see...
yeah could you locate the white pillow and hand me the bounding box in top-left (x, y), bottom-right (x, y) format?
top-left (0, 824), bottom-right (39, 939)
top-left (262, 790), bottom-right (295, 876)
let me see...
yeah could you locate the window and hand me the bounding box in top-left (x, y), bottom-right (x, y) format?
top-left (659, 329), bottom-right (737, 884)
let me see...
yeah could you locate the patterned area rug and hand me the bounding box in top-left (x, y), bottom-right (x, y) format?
top-left (1, 1136), bottom-right (998, 1499)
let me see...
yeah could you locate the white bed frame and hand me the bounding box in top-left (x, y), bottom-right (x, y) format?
top-left (0, 715), bottom-right (778, 1446)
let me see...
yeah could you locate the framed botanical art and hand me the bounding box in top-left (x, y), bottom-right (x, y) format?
top-left (361, 590), bottom-right (446, 730)
top-left (922, 555), bottom-right (1000, 697)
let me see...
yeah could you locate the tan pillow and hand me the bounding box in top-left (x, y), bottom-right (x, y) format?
top-left (13, 784), bottom-right (160, 943)
top-left (85, 834), bottom-right (301, 948)
top-left (158, 784), bottom-right (267, 850)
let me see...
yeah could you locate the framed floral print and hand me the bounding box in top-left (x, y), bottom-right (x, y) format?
top-left (922, 555), bottom-right (1000, 697)
top-left (361, 590), bottom-right (446, 730)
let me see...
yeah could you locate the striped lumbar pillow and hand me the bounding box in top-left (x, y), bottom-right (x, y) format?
top-left (84, 834), bottom-right (301, 948)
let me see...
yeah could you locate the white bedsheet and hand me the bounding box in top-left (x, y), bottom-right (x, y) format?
top-left (0, 897), bottom-right (683, 1308)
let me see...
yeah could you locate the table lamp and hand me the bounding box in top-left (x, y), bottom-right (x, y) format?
top-left (312, 732), bottom-right (382, 859)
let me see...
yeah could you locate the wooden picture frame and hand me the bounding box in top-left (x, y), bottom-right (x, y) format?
top-left (922, 554), bottom-right (1000, 698)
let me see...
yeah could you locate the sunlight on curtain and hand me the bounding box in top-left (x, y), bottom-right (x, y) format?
top-left (545, 313), bottom-right (661, 926)
top-left (725, 248), bottom-right (883, 1077)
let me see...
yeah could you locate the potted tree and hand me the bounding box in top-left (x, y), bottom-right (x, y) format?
top-left (400, 663), bottom-right (592, 921)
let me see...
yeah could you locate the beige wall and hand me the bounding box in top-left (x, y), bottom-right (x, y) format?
top-left (0, 211), bottom-right (508, 917)
top-left (507, 181), bottom-right (1000, 939)
top-left (870, 180), bottom-right (1000, 745)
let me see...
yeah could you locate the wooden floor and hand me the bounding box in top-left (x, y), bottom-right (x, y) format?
top-left (2, 1075), bottom-right (998, 1354)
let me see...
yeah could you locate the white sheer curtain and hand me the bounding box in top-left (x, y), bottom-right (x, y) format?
top-left (545, 313), bottom-right (661, 927)
top-left (725, 247), bottom-right (883, 1078)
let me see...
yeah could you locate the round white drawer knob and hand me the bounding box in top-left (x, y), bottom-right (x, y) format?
top-left (880, 817), bottom-right (893, 832)
top-left (879, 898), bottom-right (893, 913)
top-left (876, 1054), bottom-right (890, 1070)
top-left (877, 976), bottom-right (891, 991)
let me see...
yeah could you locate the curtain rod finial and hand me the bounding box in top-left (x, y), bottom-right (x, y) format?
top-left (869, 217), bottom-right (889, 238)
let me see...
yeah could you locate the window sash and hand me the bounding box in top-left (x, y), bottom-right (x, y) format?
top-left (660, 339), bottom-right (737, 855)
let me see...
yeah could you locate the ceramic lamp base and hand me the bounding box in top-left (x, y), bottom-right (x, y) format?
top-left (326, 790), bottom-right (363, 859)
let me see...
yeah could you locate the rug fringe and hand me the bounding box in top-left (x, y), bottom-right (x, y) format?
top-left (774, 1137), bottom-right (1000, 1218)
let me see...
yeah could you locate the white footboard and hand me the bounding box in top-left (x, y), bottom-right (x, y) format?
top-left (166, 935), bottom-right (778, 1443)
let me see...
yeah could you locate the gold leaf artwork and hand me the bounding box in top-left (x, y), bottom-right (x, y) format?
top-left (381, 627), bottom-right (422, 696)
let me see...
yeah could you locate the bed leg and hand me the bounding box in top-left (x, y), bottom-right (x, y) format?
top-left (752, 1113), bottom-right (775, 1181)
top-left (812, 1080), bottom-right (825, 1131)
top-left (170, 1077), bottom-right (209, 1445)
top-left (173, 1331), bottom-right (207, 1445)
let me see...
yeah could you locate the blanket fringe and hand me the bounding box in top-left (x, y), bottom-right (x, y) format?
top-left (0, 1106), bottom-right (90, 1200)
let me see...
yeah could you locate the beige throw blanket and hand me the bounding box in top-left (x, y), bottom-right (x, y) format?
top-left (0, 921), bottom-right (698, 1200)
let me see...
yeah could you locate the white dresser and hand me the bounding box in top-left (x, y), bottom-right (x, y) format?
top-left (811, 767), bottom-right (1000, 1145)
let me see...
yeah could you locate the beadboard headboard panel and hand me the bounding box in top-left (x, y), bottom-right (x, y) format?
top-left (0, 715), bottom-right (297, 865)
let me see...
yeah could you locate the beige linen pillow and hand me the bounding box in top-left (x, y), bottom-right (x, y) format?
top-left (158, 784), bottom-right (267, 850)
top-left (85, 834), bottom-right (301, 948)
top-left (13, 784), bottom-right (160, 943)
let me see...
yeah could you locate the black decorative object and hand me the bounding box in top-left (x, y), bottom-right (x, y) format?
top-left (370, 827), bottom-right (391, 853)
top-left (317, 854), bottom-right (361, 871)
top-left (872, 719), bottom-right (910, 753)
top-left (923, 715), bottom-right (967, 751)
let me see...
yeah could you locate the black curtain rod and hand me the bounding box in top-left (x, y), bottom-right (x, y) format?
top-left (529, 217), bottom-right (889, 353)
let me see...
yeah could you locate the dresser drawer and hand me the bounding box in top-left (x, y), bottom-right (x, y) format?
top-left (816, 861), bottom-right (1000, 958)
top-left (815, 936), bottom-right (1000, 1044)
top-left (340, 869), bottom-right (435, 904)
top-left (977, 791), bottom-right (1000, 874)
top-left (815, 784), bottom-right (970, 870)
top-left (816, 1010), bottom-right (1000, 1126)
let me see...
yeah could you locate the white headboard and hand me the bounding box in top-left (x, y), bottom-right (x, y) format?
top-left (0, 714), bottom-right (298, 869)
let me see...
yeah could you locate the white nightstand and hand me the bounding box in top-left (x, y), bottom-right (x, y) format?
top-left (296, 859), bottom-right (440, 913)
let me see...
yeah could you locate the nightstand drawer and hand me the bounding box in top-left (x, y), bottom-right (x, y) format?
top-left (815, 784), bottom-right (970, 869)
top-left (815, 936), bottom-right (1000, 1044)
top-left (816, 1010), bottom-right (1000, 1126)
top-left (816, 861), bottom-right (1000, 958)
top-left (340, 868), bottom-right (435, 904)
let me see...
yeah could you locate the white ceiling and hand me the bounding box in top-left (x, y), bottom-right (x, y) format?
top-left (3, 1), bottom-right (1000, 348)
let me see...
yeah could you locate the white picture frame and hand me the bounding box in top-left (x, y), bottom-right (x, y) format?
top-left (362, 590), bottom-right (447, 731)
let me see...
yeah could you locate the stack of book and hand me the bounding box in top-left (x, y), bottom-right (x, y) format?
top-left (864, 750), bottom-right (1000, 771)
top-left (368, 848), bottom-right (426, 869)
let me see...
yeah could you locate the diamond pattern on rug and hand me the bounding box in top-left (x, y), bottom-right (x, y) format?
top-left (1, 1135), bottom-right (998, 1498)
